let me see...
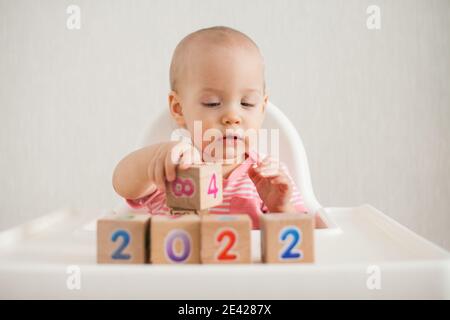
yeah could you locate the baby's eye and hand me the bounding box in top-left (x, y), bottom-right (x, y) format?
top-left (202, 102), bottom-right (221, 107)
top-left (241, 102), bottom-right (255, 107)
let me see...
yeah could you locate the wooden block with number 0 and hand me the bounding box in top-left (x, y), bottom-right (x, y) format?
top-left (201, 214), bottom-right (251, 264)
top-left (97, 212), bottom-right (150, 264)
top-left (260, 213), bottom-right (315, 263)
top-left (166, 163), bottom-right (222, 210)
top-left (150, 215), bottom-right (201, 264)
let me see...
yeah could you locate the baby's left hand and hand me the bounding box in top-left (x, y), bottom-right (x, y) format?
top-left (248, 156), bottom-right (294, 212)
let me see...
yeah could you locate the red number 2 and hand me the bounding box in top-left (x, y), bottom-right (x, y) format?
top-left (216, 229), bottom-right (237, 261)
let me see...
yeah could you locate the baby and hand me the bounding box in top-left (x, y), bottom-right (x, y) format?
top-left (112, 26), bottom-right (310, 229)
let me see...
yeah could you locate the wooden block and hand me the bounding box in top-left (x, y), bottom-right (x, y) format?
top-left (170, 208), bottom-right (209, 216)
top-left (260, 213), bottom-right (315, 263)
top-left (97, 212), bottom-right (150, 264)
top-left (201, 214), bottom-right (251, 264)
top-left (166, 163), bottom-right (222, 210)
top-left (150, 215), bottom-right (201, 264)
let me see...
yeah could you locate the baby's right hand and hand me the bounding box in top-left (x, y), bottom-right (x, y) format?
top-left (147, 141), bottom-right (201, 192)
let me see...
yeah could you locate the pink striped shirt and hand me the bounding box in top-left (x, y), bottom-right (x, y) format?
top-left (126, 151), bottom-right (307, 229)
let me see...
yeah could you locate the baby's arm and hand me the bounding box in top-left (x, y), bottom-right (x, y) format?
top-left (113, 143), bottom-right (162, 200)
top-left (112, 141), bottom-right (200, 200)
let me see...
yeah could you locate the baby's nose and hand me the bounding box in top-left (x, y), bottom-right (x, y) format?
top-left (221, 114), bottom-right (241, 126)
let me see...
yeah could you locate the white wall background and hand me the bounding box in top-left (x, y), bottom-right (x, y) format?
top-left (0, 0), bottom-right (449, 250)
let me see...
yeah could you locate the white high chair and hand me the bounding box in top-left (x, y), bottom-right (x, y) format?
top-left (0, 103), bottom-right (448, 300)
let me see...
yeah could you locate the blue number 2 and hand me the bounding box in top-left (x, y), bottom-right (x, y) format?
top-left (111, 230), bottom-right (131, 260)
top-left (280, 227), bottom-right (302, 260)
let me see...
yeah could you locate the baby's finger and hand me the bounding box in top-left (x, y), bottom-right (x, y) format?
top-left (170, 142), bottom-right (188, 165)
top-left (179, 150), bottom-right (193, 170)
top-left (250, 164), bottom-right (278, 181)
top-left (260, 168), bottom-right (280, 177)
top-left (179, 147), bottom-right (202, 170)
top-left (257, 157), bottom-right (279, 172)
top-left (164, 152), bottom-right (176, 182)
top-left (267, 159), bottom-right (281, 172)
top-left (154, 157), bottom-right (166, 191)
top-left (248, 164), bottom-right (264, 184)
top-left (270, 175), bottom-right (290, 187)
top-left (261, 156), bottom-right (273, 166)
top-left (182, 144), bottom-right (201, 163)
top-left (261, 156), bottom-right (278, 166)
top-left (253, 164), bottom-right (280, 178)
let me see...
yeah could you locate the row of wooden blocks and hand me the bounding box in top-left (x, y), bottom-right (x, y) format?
top-left (97, 212), bottom-right (315, 264)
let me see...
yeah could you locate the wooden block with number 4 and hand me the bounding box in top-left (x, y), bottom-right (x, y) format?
top-left (97, 212), bottom-right (150, 264)
top-left (201, 214), bottom-right (251, 264)
top-left (260, 213), bottom-right (315, 263)
top-left (166, 163), bottom-right (222, 210)
top-left (151, 215), bottom-right (201, 264)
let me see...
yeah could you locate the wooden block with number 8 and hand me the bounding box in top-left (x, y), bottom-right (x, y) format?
top-left (97, 212), bottom-right (150, 264)
top-left (201, 214), bottom-right (251, 264)
top-left (166, 163), bottom-right (222, 210)
top-left (260, 213), bottom-right (315, 263)
top-left (150, 215), bottom-right (201, 264)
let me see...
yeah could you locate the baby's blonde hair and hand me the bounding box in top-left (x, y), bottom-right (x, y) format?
top-left (169, 26), bottom-right (265, 92)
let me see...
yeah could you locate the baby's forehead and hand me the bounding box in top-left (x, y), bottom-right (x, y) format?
top-left (170, 28), bottom-right (265, 92)
top-left (182, 34), bottom-right (262, 65)
top-left (192, 48), bottom-right (262, 78)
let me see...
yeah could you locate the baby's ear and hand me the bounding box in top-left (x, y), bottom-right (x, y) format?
top-left (262, 95), bottom-right (269, 113)
top-left (168, 91), bottom-right (185, 127)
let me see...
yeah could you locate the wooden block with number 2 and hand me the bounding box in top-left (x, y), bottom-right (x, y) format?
top-left (201, 214), bottom-right (251, 264)
top-left (260, 213), bottom-right (315, 263)
top-left (97, 212), bottom-right (151, 264)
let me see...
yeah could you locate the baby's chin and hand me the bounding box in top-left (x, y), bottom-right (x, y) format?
top-left (221, 147), bottom-right (247, 165)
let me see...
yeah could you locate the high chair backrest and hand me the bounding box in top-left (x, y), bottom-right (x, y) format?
top-left (134, 102), bottom-right (321, 214)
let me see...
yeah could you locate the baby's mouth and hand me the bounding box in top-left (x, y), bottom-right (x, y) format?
top-left (220, 133), bottom-right (244, 142)
top-left (205, 132), bottom-right (246, 162)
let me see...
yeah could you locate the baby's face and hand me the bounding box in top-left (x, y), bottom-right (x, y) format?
top-left (170, 44), bottom-right (268, 163)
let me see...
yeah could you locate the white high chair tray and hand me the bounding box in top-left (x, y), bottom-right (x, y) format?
top-left (0, 205), bottom-right (448, 299)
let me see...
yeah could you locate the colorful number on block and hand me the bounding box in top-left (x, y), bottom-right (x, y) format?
top-left (216, 229), bottom-right (238, 261)
top-left (172, 177), bottom-right (195, 197)
top-left (207, 173), bottom-right (219, 198)
top-left (279, 226), bottom-right (302, 260)
top-left (111, 229), bottom-right (131, 260)
top-left (165, 229), bottom-right (191, 263)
